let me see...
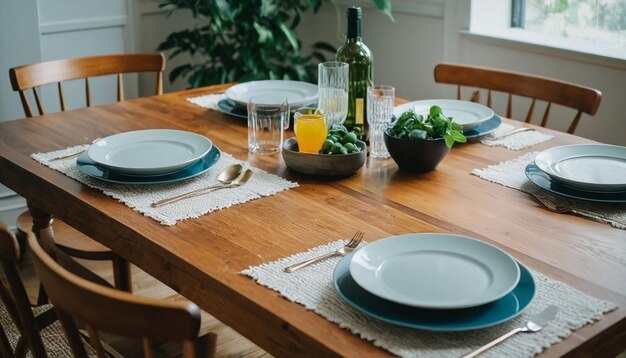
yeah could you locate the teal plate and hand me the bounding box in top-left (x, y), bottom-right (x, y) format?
top-left (218, 99), bottom-right (247, 119)
top-left (463, 115), bottom-right (502, 139)
top-left (77, 145), bottom-right (221, 185)
top-left (525, 162), bottom-right (626, 203)
top-left (333, 251), bottom-right (535, 331)
top-left (218, 99), bottom-right (318, 120)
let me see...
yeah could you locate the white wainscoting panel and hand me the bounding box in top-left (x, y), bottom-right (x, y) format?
top-left (0, 185), bottom-right (26, 231)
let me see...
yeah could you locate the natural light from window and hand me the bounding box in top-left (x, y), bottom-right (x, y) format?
top-left (469, 0), bottom-right (626, 62)
top-left (521, 0), bottom-right (626, 51)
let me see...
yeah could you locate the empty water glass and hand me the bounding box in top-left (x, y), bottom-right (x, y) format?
top-left (367, 85), bottom-right (395, 158)
top-left (318, 61), bottom-right (349, 130)
top-left (248, 98), bottom-right (289, 155)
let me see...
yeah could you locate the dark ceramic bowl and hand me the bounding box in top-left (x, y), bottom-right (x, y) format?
top-left (282, 137), bottom-right (366, 177)
top-left (383, 130), bottom-right (450, 172)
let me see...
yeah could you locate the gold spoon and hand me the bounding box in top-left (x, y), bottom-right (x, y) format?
top-left (150, 164), bottom-right (244, 208)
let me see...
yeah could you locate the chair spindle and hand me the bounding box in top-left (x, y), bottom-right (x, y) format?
top-left (541, 102), bottom-right (552, 128)
top-left (57, 309), bottom-right (89, 358)
top-left (456, 85), bottom-right (461, 100)
top-left (58, 82), bottom-right (66, 111)
top-left (86, 325), bottom-right (107, 358)
top-left (33, 88), bottom-right (45, 115)
top-left (506, 93), bottom-right (512, 118)
top-left (487, 90), bottom-right (493, 108)
top-left (156, 72), bottom-right (163, 95)
top-left (85, 78), bottom-right (92, 107)
top-left (470, 90), bottom-right (480, 103)
top-left (18, 91), bottom-right (34, 117)
top-left (568, 111), bottom-right (583, 134)
top-left (525, 98), bottom-right (536, 123)
top-left (117, 73), bottom-right (124, 101)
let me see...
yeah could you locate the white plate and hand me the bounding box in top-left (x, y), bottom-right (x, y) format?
top-left (535, 144), bottom-right (626, 192)
top-left (225, 80), bottom-right (318, 107)
top-left (87, 129), bottom-right (212, 176)
top-left (349, 233), bottom-right (520, 309)
top-left (393, 99), bottom-right (494, 130)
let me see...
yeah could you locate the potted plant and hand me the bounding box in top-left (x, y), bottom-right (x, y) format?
top-left (384, 106), bottom-right (467, 172)
top-left (156, 1), bottom-right (392, 87)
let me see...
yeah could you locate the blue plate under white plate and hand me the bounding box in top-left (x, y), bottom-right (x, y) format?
top-left (525, 162), bottom-right (626, 203)
top-left (334, 252), bottom-right (536, 331)
top-left (218, 99), bottom-right (247, 119)
top-left (218, 99), bottom-right (318, 120)
top-left (77, 145), bottom-right (221, 185)
top-left (463, 115), bottom-right (502, 139)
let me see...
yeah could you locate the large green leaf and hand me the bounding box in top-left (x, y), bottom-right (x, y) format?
top-left (278, 21), bottom-right (299, 52)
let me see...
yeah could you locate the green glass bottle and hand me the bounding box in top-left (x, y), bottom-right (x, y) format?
top-left (336, 6), bottom-right (373, 138)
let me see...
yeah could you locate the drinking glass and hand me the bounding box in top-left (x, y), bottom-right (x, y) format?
top-left (366, 85), bottom-right (395, 158)
top-left (294, 107), bottom-right (328, 154)
top-left (317, 62), bottom-right (348, 130)
top-left (247, 97), bottom-right (289, 155)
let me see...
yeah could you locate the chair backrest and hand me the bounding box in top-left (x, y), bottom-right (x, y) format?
top-left (27, 234), bottom-right (202, 358)
top-left (9, 53), bottom-right (165, 117)
top-left (433, 62), bottom-right (602, 134)
top-left (0, 222), bottom-right (48, 357)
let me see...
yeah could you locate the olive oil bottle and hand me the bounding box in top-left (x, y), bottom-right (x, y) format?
top-left (336, 6), bottom-right (373, 139)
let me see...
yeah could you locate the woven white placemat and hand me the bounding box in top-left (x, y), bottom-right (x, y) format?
top-left (187, 93), bottom-right (226, 110)
top-left (471, 152), bottom-right (626, 230)
top-left (31, 145), bottom-right (297, 226)
top-left (242, 240), bottom-right (616, 358)
top-left (480, 123), bottom-right (554, 150)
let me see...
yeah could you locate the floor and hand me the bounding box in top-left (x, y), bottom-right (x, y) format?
top-left (12, 248), bottom-right (271, 358)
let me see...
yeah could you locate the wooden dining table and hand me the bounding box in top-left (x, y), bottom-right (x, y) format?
top-left (0, 84), bottom-right (624, 357)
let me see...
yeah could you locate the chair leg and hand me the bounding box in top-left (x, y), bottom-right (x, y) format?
top-left (15, 228), bottom-right (28, 262)
top-left (112, 257), bottom-right (132, 292)
top-left (195, 333), bottom-right (217, 358)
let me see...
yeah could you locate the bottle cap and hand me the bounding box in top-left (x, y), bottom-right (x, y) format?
top-left (347, 6), bottom-right (362, 19)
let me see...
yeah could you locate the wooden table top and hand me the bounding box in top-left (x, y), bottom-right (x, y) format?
top-left (0, 84), bottom-right (624, 357)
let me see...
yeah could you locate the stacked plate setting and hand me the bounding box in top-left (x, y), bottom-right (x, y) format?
top-left (526, 144), bottom-right (626, 202)
top-left (334, 233), bottom-right (536, 331)
top-left (392, 99), bottom-right (502, 138)
top-left (77, 129), bottom-right (221, 185)
top-left (219, 80), bottom-right (318, 118)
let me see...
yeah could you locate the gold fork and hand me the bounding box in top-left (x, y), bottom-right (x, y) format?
top-left (531, 192), bottom-right (626, 227)
top-left (283, 231), bottom-right (364, 273)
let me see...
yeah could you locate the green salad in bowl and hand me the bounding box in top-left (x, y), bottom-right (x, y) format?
top-left (384, 105), bottom-right (466, 172)
top-left (388, 105), bottom-right (467, 148)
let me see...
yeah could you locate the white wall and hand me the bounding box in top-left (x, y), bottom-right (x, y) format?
top-left (0, 0), bottom-right (134, 229)
top-left (0, 0), bottom-right (42, 230)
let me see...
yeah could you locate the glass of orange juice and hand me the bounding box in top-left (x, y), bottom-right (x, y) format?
top-left (294, 107), bottom-right (328, 154)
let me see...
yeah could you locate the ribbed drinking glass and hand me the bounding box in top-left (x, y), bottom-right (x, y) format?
top-left (317, 62), bottom-right (349, 130)
top-left (366, 85), bottom-right (395, 158)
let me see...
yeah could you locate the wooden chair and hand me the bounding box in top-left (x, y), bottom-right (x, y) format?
top-left (27, 233), bottom-right (216, 358)
top-left (0, 221), bottom-right (97, 357)
top-left (433, 62), bottom-right (602, 134)
top-left (8, 53), bottom-right (166, 292)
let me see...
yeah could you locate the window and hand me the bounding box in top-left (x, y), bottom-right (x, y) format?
top-left (512, 0), bottom-right (626, 51)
